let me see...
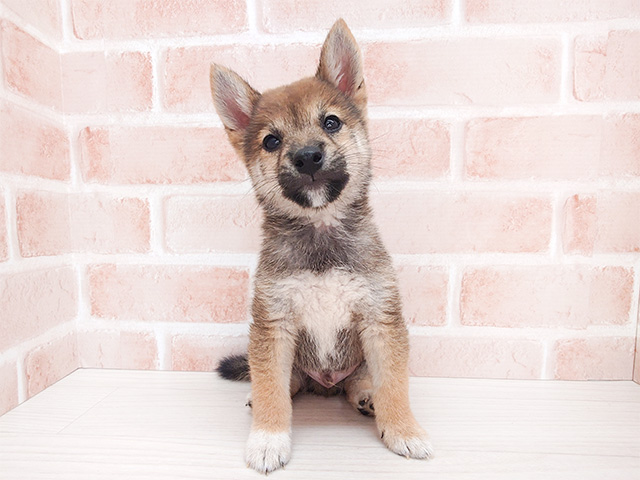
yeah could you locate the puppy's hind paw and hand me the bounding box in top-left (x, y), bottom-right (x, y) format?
top-left (245, 430), bottom-right (291, 474)
top-left (354, 393), bottom-right (375, 417)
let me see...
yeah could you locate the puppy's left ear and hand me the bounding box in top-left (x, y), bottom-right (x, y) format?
top-left (316, 19), bottom-right (366, 105)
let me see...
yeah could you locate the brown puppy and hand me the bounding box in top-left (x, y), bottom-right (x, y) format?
top-left (211, 19), bottom-right (433, 474)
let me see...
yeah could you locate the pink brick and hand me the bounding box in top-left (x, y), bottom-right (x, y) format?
top-left (553, 337), bottom-right (635, 380)
top-left (71, 0), bottom-right (247, 40)
top-left (0, 267), bottom-right (77, 351)
top-left (171, 334), bottom-right (248, 371)
top-left (397, 265), bottom-right (448, 326)
top-left (466, 0), bottom-right (640, 23)
top-left (88, 265), bottom-right (250, 323)
top-left (0, 361), bottom-right (19, 416)
top-left (1, 20), bottom-right (62, 109)
top-left (78, 330), bottom-right (158, 370)
top-left (364, 38), bottom-right (560, 106)
top-left (0, 101), bottom-right (70, 180)
top-left (0, 198), bottom-right (7, 262)
top-left (461, 266), bottom-right (634, 329)
top-left (370, 119), bottom-right (450, 179)
top-left (575, 31), bottom-right (640, 102)
top-left (261, 0), bottom-right (449, 33)
top-left (25, 332), bottom-right (78, 398)
top-left (2, 0), bottom-right (62, 39)
top-left (62, 51), bottom-right (153, 113)
top-left (600, 114), bottom-right (640, 176)
top-left (165, 196), bottom-right (261, 254)
top-left (78, 126), bottom-right (245, 184)
top-left (563, 193), bottom-right (640, 254)
top-left (466, 115), bottom-right (640, 180)
top-left (17, 191), bottom-right (150, 256)
top-left (163, 44), bottom-right (317, 112)
top-left (409, 336), bottom-right (544, 379)
top-left (372, 192), bottom-right (551, 254)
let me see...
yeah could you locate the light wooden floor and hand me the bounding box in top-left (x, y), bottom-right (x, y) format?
top-left (0, 370), bottom-right (638, 479)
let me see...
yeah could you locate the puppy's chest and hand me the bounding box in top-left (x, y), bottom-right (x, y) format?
top-left (272, 269), bottom-right (371, 367)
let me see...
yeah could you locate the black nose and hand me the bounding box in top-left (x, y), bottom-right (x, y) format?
top-left (292, 146), bottom-right (324, 177)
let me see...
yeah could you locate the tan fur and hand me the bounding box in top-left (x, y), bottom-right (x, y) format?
top-left (211, 19), bottom-right (432, 474)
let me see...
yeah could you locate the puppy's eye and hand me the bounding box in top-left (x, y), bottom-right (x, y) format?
top-left (262, 134), bottom-right (281, 152)
top-left (323, 115), bottom-right (342, 133)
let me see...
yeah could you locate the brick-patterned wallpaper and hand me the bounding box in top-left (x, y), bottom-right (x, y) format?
top-left (0, 0), bottom-right (639, 416)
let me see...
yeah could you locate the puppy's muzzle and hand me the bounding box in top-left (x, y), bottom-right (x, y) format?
top-left (293, 146), bottom-right (324, 178)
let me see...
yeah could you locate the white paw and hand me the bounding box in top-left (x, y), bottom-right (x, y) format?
top-left (382, 431), bottom-right (434, 459)
top-left (245, 429), bottom-right (291, 474)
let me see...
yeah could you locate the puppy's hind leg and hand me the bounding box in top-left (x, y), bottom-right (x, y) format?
top-left (246, 368), bottom-right (305, 408)
top-left (344, 362), bottom-right (375, 417)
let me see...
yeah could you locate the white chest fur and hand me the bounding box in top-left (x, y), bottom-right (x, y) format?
top-left (271, 269), bottom-right (370, 365)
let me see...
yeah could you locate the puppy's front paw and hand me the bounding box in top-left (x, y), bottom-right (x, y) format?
top-left (380, 425), bottom-right (434, 460)
top-left (246, 429), bottom-right (291, 474)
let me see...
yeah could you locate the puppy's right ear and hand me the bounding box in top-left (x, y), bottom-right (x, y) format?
top-left (210, 64), bottom-right (260, 147)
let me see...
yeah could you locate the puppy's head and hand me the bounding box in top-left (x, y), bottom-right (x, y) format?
top-left (210, 19), bottom-right (371, 218)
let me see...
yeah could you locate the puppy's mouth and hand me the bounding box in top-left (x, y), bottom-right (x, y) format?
top-left (277, 162), bottom-right (349, 209)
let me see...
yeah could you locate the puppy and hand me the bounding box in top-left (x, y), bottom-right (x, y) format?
top-left (211, 19), bottom-right (433, 474)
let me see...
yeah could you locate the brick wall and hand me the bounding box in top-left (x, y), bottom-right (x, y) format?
top-left (1, 0), bottom-right (639, 416)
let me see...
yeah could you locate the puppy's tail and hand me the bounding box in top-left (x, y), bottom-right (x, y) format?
top-left (216, 354), bottom-right (250, 381)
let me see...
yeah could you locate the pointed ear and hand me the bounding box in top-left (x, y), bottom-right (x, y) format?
top-left (316, 19), bottom-right (366, 102)
top-left (210, 64), bottom-right (260, 135)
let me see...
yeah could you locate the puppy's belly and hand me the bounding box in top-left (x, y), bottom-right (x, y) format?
top-left (304, 364), bottom-right (360, 389)
top-left (273, 269), bottom-right (369, 379)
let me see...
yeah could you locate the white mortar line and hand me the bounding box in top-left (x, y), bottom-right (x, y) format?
top-left (155, 324), bottom-right (170, 370)
top-left (58, 0), bottom-right (73, 45)
top-left (549, 191), bottom-right (566, 262)
top-left (15, 355), bottom-right (26, 404)
top-left (560, 32), bottom-right (574, 105)
top-left (150, 46), bottom-right (163, 113)
top-left (371, 179), bottom-right (640, 194)
top-left (0, 4), bottom-right (63, 51)
top-left (75, 263), bottom-right (91, 326)
top-left (0, 321), bottom-right (77, 375)
top-left (451, 0), bottom-right (464, 26)
top-left (391, 253), bottom-right (639, 268)
top-left (2, 89), bottom-right (66, 125)
top-left (52, 101), bottom-right (640, 129)
top-left (74, 252), bottom-right (259, 267)
top-left (246, 0), bottom-right (260, 34)
top-left (148, 193), bottom-right (166, 254)
top-left (3, 179), bottom-right (254, 198)
top-left (408, 323), bottom-right (638, 340)
top-left (447, 265), bottom-right (461, 328)
top-left (0, 174), bottom-right (71, 194)
top-left (367, 102), bottom-right (640, 119)
top-left (449, 120), bottom-right (466, 182)
top-left (3, 186), bottom-right (21, 262)
top-left (52, 19), bottom-right (640, 51)
top-left (78, 318), bottom-right (251, 338)
top-left (630, 260), bottom-right (640, 335)
top-left (66, 122), bottom-right (82, 189)
top-left (4, 251), bottom-right (636, 274)
top-left (541, 340), bottom-right (553, 380)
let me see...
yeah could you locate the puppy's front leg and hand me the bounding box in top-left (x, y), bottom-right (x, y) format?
top-left (246, 320), bottom-right (296, 474)
top-left (361, 315), bottom-right (434, 459)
